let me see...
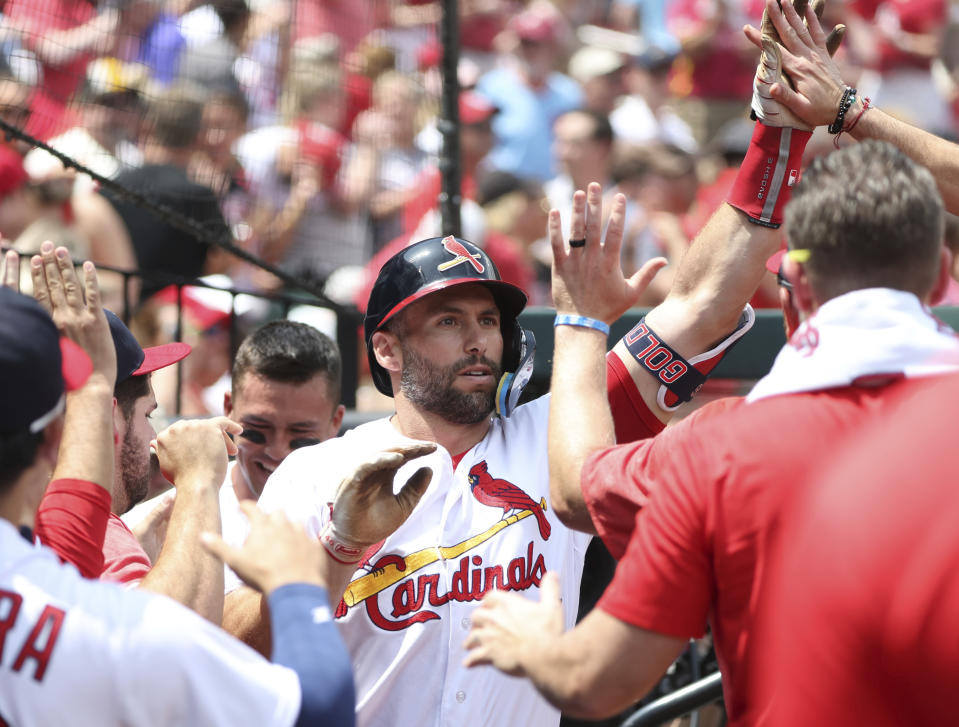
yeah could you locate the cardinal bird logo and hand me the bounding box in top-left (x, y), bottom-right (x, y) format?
top-left (438, 236), bottom-right (485, 273)
top-left (468, 461), bottom-right (551, 540)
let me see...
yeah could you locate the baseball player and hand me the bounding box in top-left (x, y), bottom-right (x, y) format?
top-left (123, 319), bottom-right (345, 612)
top-left (462, 4), bottom-right (959, 724)
top-left (0, 247), bottom-right (445, 726)
top-left (221, 108), bottom-right (805, 727)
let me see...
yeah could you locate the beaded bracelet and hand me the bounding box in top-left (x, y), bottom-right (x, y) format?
top-left (828, 87), bottom-right (857, 135)
top-left (554, 314), bottom-right (610, 336)
top-left (832, 97), bottom-right (871, 148)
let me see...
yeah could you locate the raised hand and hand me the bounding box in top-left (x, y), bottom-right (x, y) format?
top-left (745, 0), bottom-right (848, 129)
top-left (321, 442), bottom-right (437, 564)
top-left (550, 183), bottom-right (666, 325)
top-left (30, 241), bottom-right (116, 388)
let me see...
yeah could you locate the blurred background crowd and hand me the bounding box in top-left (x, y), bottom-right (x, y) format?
top-left (2, 0), bottom-right (959, 419)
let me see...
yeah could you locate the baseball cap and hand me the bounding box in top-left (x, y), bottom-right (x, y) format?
top-left (568, 46), bottom-right (625, 83)
top-left (460, 91), bottom-right (497, 125)
top-left (104, 310), bottom-right (191, 383)
top-left (510, 10), bottom-right (559, 43)
top-left (151, 285), bottom-right (232, 332)
top-left (0, 287), bottom-right (93, 434)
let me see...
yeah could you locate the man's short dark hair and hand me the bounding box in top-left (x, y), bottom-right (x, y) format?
top-left (562, 109), bottom-right (614, 146)
top-left (232, 321), bottom-right (342, 404)
top-left (147, 82), bottom-right (204, 149)
top-left (0, 429), bottom-right (43, 492)
top-left (114, 373), bottom-right (152, 424)
top-left (785, 140), bottom-right (944, 301)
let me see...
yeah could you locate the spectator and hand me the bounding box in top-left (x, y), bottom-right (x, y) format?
top-left (177, 0), bottom-right (250, 92)
top-left (237, 57), bottom-right (370, 290)
top-left (102, 81), bottom-right (232, 301)
top-left (113, 0), bottom-right (187, 85)
top-left (24, 57), bottom-right (146, 196)
top-left (1, 0), bottom-right (116, 140)
top-left (609, 143), bottom-right (697, 305)
top-left (475, 7), bottom-right (583, 181)
top-left (610, 46), bottom-right (698, 153)
top-left (0, 60), bottom-right (35, 155)
top-left (567, 46), bottom-right (627, 116)
top-left (667, 0), bottom-right (763, 146)
top-left (345, 70), bottom-right (431, 252)
top-left (844, 0), bottom-right (954, 137)
top-left (545, 109), bottom-right (615, 240)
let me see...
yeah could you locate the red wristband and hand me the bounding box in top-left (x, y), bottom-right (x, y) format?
top-left (726, 121), bottom-right (812, 229)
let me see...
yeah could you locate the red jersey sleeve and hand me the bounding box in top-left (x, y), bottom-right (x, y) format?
top-left (584, 394), bottom-right (744, 559)
top-left (595, 430), bottom-right (714, 639)
top-left (34, 478), bottom-right (111, 579)
top-left (100, 515), bottom-right (152, 585)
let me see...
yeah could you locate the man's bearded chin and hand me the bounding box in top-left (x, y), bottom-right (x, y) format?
top-left (400, 349), bottom-right (502, 425)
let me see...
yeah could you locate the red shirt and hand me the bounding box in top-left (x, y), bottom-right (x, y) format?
top-left (100, 514), bottom-right (152, 585)
top-left (34, 478), bottom-right (151, 584)
top-left (752, 373), bottom-right (959, 727)
top-left (585, 380), bottom-right (924, 725)
top-left (5, 0), bottom-right (92, 140)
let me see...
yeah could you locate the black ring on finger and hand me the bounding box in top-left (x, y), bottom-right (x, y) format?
top-left (569, 238), bottom-right (587, 248)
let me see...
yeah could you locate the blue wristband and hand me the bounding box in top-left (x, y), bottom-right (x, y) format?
top-left (554, 314), bottom-right (610, 336)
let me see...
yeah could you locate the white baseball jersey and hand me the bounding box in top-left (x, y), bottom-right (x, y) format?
top-left (252, 395), bottom-right (592, 727)
top-left (0, 518), bottom-right (301, 726)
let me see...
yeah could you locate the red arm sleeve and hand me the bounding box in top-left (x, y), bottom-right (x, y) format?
top-left (606, 353), bottom-right (666, 443)
top-left (596, 432), bottom-right (715, 639)
top-left (34, 478), bottom-right (111, 578)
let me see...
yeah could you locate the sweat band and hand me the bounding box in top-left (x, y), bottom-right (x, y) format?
top-left (726, 121), bottom-right (812, 228)
top-left (269, 584), bottom-right (356, 727)
top-left (320, 522), bottom-right (364, 565)
top-left (554, 314), bottom-right (610, 336)
top-left (623, 306), bottom-right (756, 411)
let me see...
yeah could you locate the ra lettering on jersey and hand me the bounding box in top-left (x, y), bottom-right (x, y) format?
top-left (334, 460), bottom-right (550, 631)
top-left (0, 589), bottom-right (66, 682)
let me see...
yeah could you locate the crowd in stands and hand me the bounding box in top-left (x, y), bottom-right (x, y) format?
top-left (1, 1), bottom-right (957, 328)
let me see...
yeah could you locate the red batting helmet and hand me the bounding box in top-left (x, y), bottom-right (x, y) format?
top-left (364, 236), bottom-right (533, 411)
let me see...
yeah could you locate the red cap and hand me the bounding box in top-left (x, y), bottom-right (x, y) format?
top-left (152, 285), bottom-right (232, 332)
top-left (133, 342), bottom-right (191, 376)
top-left (460, 91), bottom-right (497, 125)
top-left (510, 10), bottom-right (559, 43)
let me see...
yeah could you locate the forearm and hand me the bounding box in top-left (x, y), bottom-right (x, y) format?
top-left (223, 587), bottom-right (273, 656)
top-left (51, 381), bottom-right (114, 492)
top-left (619, 204), bottom-right (776, 421)
top-left (548, 326), bottom-right (610, 533)
top-left (139, 480), bottom-right (224, 623)
top-left (851, 105), bottom-right (959, 214)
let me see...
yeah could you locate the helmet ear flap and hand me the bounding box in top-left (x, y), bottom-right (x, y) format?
top-left (496, 325), bottom-right (536, 418)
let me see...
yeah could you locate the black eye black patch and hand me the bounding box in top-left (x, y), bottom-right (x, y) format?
top-left (240, 429), bottom-right (266, 445)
